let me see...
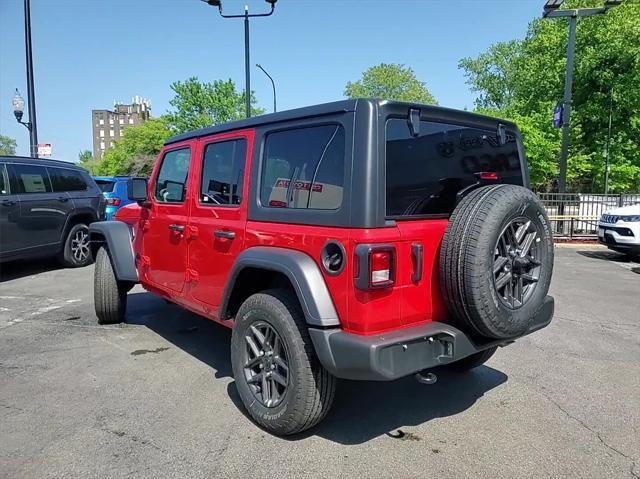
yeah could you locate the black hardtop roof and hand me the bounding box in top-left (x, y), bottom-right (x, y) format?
top-left (165, 99), bottom-right (517, 145)
top-left (0, 155), bottom-right (84, 169)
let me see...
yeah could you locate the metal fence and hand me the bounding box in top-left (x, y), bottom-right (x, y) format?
top-left (536, 192), bottom-right (640, 239)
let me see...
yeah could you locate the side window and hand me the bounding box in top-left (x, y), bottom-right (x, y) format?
top-left (11, 164), bottom-right (52, 194)
top-left (154, 147), bottom-right (191, 203)
top-left (48, 168), bottom-right (88, 192)
top-left (0, 164), bottom-right (9, 195)
top-left (200, 138), bottom-right (247, 206)
top-left (260, 125), bottom-right (345, 210)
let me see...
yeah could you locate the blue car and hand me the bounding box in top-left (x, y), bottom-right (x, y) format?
top-left (93, 176), bottom-right (134, 220)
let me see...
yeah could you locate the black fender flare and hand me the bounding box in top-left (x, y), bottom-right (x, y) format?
top-left (221, 247), bottom-right (340, 327)
top-left (88, 221), bottom-right (138, 282)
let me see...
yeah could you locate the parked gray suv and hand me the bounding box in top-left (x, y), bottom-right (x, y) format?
top-left (0, 156), bottom-right (105, 267)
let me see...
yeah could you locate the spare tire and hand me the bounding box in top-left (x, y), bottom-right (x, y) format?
top-left (439, 184), bottom-right (554, 339)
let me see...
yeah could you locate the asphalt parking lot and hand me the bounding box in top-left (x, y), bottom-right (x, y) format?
top-left (1, 245), bottom-right (638, 479)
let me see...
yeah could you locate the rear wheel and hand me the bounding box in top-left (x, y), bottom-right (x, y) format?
top-left (447, 347), bottom-right (498, 372)
top-left (60, 223), bottom-right (93, 268)
top-left (94, 247), bottom-right (127, 324)
top-left (440, 185), bottom-right (554, 339)
top-left (231, 289), bottom-right (336, 436)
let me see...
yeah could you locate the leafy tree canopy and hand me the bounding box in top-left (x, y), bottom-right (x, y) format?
top-left (0, 135), bottom-right (17, 156)
top-left (165, 77), bottom-right (264, 134)
top-left (97, 118), bottom-right (172, 176)
top-left (460, 0), bottom-right (640, 192)
top-left (77, 149), bottom-right (100, 175)
top-left (345, 63), bottom-right (437, 104)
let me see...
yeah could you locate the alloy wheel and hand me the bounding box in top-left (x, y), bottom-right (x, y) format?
top-left (243, 321), bottom-right (289, 408)
top-left (71, 228), bottom-right (90, 263)
top-left (493, 218), bottom-right (542, 309)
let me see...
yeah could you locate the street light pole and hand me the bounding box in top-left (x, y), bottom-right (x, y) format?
top-left (203, 0), bottom-right (277, 119)
top-left (543, 2), bottom-right (621, 193)
top-left (24, 0), bottom-right (38, 157)
top-left (256, 63), bottom-right (276, 113)
top-left (244, 7), bottom-right (251, 118)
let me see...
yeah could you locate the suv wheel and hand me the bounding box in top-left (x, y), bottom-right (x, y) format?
top-left (94, 247), bottom-right (127, 324)
top-left (446, 347), bottom-right (498, 373)
top-left (440, 185), bottom-right (554, 339)
top-left (61, 223), bottom-right (93, 267)
top-left (231, 289), bottom-right (336, 436)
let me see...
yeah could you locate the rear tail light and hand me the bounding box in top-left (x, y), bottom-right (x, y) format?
top-left (354, 244), bottom-right (395, 290)
top-left (106, 197), bottom-right (121, 206)
top-left (370, 251), bottom-right (392, 286)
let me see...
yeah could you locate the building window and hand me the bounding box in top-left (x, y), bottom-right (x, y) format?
top-left (99, 130), bottom-right (105, 137)
top-left (110, 129), bottom-right (115, 137)
top-left (110, 141), bottom-right (115, 148)
top-left (109, 117), bottom-right (114, 125)
top-left (99, 119), bottom-right (104, 125)
top-left (129, 118), bottom-right (134, 124)
top-left (119, 117), bottom-right (124, 125)
top-left (100, 141), bottom-right (106, 150)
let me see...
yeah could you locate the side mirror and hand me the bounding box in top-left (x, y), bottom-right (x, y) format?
top-left (127, 177), bottom-right (148, 202)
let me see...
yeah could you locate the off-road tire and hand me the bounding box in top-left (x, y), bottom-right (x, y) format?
top-left (447, 347), bottom-right (498, 372)
top-left (440, 184), bottom-right (554, 339)
top-left (94, 247), bottom-right (127, 324)
top-left (231, 289), bottom-right (336, 436)
top-left (60, 223), bottom-right (93, 268)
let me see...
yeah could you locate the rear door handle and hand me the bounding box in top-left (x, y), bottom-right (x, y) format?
top-left (57, 196), bottom-right (69, 202)
top-left (168, 224), bottom-right (185, 233)
top-left (214, 230), bottom-right (236, 240)
top-left (1, 200), bottom-right (16, 207)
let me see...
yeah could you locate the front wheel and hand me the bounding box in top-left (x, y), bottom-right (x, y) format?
top-left (231, 289), bottom-right (336, 436)
top-left (94, 247), bottom-right (127, 324)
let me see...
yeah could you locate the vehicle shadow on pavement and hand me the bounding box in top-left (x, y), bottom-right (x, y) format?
top-left (126, 292), bottom-right (233, 379)
top-left (126, 292), bottom-right (508, 445)
top-left (577, 250), bottom-right (636, 263)
top-left (0, 258), bottom-right (65, 283)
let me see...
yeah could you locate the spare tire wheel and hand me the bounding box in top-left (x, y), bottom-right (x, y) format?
top-left (439, 184), bottom-right (554, 339)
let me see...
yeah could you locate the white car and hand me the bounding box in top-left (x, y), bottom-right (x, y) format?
top-left (598, 203), bottom-right (640, 257)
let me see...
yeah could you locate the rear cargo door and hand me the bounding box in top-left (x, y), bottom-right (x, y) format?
top-left (385, 117), bottom-right (525, 327)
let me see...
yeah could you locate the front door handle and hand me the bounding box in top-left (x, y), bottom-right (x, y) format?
top-left (1, 200), bottom-right (16, 207)
top-left (168, 224), bottom-right (185, 233)
top-left (214, 230), bottom-right (236, 240)
top-left (57, 196), bottom-right (69, 202)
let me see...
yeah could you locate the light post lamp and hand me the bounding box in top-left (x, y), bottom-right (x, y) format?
top-left (12, 89), bottom-right (38, 156)
top-left (542, 0), bottom-right (622, 193)
top-left (256, 63), bottom-right (276, 113)
top-left (203, 0), bottom-right (278, 119)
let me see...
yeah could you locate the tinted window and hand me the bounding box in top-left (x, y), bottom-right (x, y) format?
top-left (12, 164), bottom-right (52, 194)
top-left (260, 125), bottom-right (345, 210)
top-left (386, 119), bottom-right (523, 217)
top-left (0, 164), bottom-right (9, 195)
top-left (95, 179), bottom-right (116, 193)
top-left (154, 148), bottom-right (190, 203)
top-left (200, 139), bottom-right (247, 206)
top-left (48, 167), bottom-right (88, 192)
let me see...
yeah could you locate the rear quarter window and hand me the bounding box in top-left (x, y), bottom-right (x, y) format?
top-left (48, 167), bottom-right (88, 192)
top-left (96, 180), bottom-right (116, 193)
top-left (386, 118), bottom-right (523, 217)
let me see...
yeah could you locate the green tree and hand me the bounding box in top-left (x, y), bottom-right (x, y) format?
top-left (97, 118), bottom-right (172, 176)
top-left (165, 77), bottom-right (264, 133)
top-left (0, 135), bottom-right (17, 156)
top-left (345, 63), bottom-right (437, 104)
top-left (77, 150), bottom-right (100, 175)
top-left (459, 0), bottom-right (640, 192)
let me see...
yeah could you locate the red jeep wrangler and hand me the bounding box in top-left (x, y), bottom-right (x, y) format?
top-left (90, 99), bottom-right (554, 435)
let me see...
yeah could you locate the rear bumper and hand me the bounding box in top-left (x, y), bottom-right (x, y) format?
top-left (309, 295), bottom-right (554, 381)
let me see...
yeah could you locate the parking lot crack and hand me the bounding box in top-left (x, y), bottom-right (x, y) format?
top-left (544, 393), bottom-right (638, 477)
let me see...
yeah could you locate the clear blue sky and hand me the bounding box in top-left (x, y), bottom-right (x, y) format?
top-left (0, 0), bottom-right (541, 161)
